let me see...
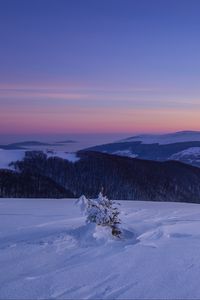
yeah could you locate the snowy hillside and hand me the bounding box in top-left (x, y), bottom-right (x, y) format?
top-left (1, 199), bottom-right (200, 299)
top-left (88, 131), bottom-right (200, 167)
top-left (119, 130), bottom-right (200, 145)
top-left (170, 147), bottom-right (200, 167)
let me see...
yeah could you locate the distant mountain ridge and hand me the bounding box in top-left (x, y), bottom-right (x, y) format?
top-left (118, 131), bottom-right (200, 144)
top-left (0, 140), bottom-right (78, 150)
top-left (55, 140), bottom-right (77, 144)
top-left (0, 141), bottom-right (54, 150)
top-left (86, 131), bottom-right (200, 168)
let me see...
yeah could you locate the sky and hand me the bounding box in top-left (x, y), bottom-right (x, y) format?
top-left (0, 0), bottom-right (200, 143)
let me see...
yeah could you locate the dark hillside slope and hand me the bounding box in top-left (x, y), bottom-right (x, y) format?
top-left (86, 141), bottom-right (200, 161)
top-left (0, 169), bottom-right (74, 198)
top-left (5, 150), bottom-right (200, 203)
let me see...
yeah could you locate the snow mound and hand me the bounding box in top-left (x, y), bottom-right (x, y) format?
top-left (93, 225), bottom-right (118, 242)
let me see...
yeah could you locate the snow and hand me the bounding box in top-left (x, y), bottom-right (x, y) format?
top-left (171, 147), bottom-right (200, 158)
top-left (0, 149), bottom-right (25, 170)
top-left (112, 150), bottom-right (138, 158)
top-left (170, 147), bottom-right (200, 165)
top-left (1, 199), bottom-right (200, 299)
top-left (0, 150), bottom-right (80, 170)
top-left (45, 151), bottom-right (80, 162)
top-left (119, 131), bottom-right (200, 145)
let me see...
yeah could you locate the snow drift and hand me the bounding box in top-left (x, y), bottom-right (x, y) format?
top-left (1, 199), bottom-right (200, 299)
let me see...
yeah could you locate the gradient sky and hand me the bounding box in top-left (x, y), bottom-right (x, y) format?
top-left (0, 0), bottom-right (200, 140)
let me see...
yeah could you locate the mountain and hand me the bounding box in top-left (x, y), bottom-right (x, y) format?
top-left (0, 141), bottom-right (53, 150)
top-left (55, 140), bottom-right (77, 144)
top-left (119, 130), bottom-right (200, 144)
top-left (86, 131), bottom-right (200, 167)
top-left (2, 150), bottom-right (200, 203)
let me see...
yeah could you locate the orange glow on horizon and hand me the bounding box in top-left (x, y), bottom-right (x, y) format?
top-left (1, 106), bottom-right (199, 135)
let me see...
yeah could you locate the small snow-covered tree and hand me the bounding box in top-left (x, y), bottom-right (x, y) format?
top-left (77, 192), bottom-right (121, 237)
top-left (75, 195), bottom-right (89, 214)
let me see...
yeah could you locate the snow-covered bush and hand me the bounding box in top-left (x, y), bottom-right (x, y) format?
top-left (77, 193), bottom-right (121, 237)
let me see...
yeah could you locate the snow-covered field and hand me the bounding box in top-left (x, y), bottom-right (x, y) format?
top-left (1, 199), bottom-right (200, 299)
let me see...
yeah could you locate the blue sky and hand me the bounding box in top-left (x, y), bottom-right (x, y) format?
top-left (0, 0), bottom-right (200, 139)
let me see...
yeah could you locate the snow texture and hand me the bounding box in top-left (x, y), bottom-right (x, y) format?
top-left (1, 199), bottom-right (200, 299)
